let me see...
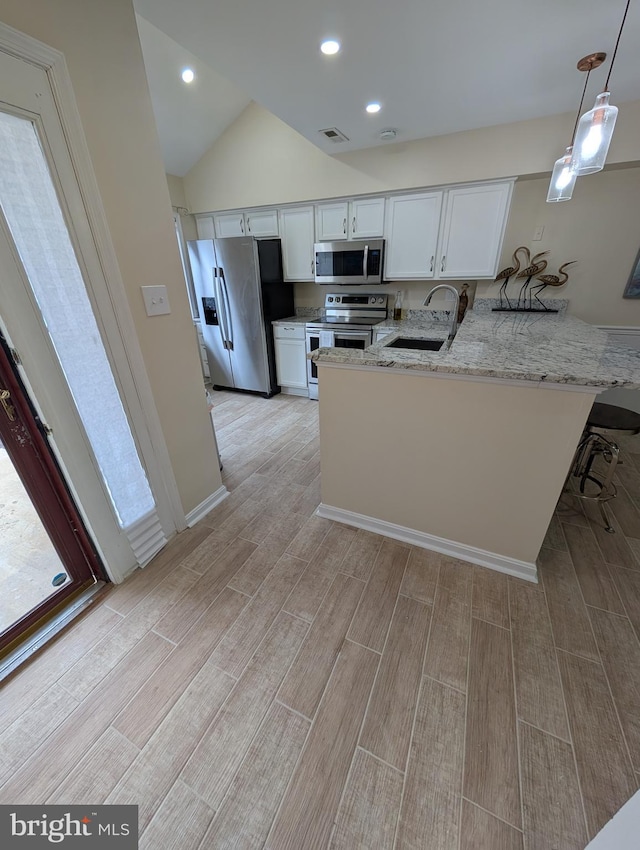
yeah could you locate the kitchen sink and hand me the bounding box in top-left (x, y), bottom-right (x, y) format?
top-left (384, 337), bottom-right (444, 351)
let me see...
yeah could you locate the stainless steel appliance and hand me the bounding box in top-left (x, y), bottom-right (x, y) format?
top-left (305, 293), bottom-right (388, 399)
top-left (187, 237), bottom-right (293, 397)
top-left (314, 239), bottom-right (385, 285)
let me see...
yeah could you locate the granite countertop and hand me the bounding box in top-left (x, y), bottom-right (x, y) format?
top-left (310, 302), bottom-right (640, 389)
top-left (272, 315), bottom-right (310, 326)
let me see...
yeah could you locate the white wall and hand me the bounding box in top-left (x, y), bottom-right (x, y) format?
top-left (184, 101), bottom-right (640, 213)
top-left (483, 168), bottom-right (640, 327)
top-left (166, 173), bottom-right (187, 209)
top-left (184, 101), bottom-right (640, 328)
top-left (0, 0), bottom-right (223, 515)
top-left (585, 790), bottom-right (640, 849)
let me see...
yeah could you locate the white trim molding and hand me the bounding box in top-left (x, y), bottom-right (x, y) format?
top-left (0, 21), bottom-right (186, 535)
top-left (316, 503), bottom-right (538, 583)
top-left (185, 485), bottom-right (229, 527)
top-left (597, 326), bottom-right (640, 350)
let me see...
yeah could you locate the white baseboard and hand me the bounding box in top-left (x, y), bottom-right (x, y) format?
top-left (185, 485), bottom-right (229, 527)
top-left (315, 503), bottom-right (538, 583)
top-left (279, 386), bottom-right (309, 397)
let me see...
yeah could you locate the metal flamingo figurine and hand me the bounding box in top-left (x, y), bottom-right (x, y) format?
top-left (530, 261), bottom-right (577, 310)
top-left (515, 251), bottom-right (549, 308)
top-left (495, 246), bottom-right (530, 308)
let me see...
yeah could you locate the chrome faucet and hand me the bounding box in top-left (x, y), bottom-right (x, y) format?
top-left (423, 284), bottom-right (460, 349)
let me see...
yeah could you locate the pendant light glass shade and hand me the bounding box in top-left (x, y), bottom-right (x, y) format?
top-left (547, 146), bottom-right (577, 202)
top-left (571, 92), bottom-right (618, 175)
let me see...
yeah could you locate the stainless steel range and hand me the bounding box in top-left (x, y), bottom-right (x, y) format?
top-left (305, 293), bottom-right (388, 400)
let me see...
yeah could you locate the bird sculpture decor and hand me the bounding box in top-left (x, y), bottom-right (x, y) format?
top-left (515, 251), bottom-right (550, 309)
top-left (495, 246), bottom-right (530, 309)
top-left (530, 261), bottom-right (577, 310)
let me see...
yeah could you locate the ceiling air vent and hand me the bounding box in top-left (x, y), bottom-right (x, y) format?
top-left (319, 127), bottom-right (349, 143)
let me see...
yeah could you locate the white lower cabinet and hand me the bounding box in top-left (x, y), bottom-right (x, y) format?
top-left (274, 324), bottom-right (308, 395)
top-left (279, 206), bottom-right (315, 281)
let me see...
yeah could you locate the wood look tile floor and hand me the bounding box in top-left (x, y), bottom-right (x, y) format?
top-left (3, 389), bottom-right (640, 849)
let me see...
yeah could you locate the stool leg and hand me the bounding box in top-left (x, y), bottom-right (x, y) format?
top-left (598, 438), bottom-right (619, 534)
top-left (599, 499), bottom-right (615, 534)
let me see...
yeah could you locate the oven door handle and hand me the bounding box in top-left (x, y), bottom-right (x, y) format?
top-left (362, 244), bottom-right (369, 281)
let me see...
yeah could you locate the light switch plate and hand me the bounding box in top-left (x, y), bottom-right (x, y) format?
top-left (533, 225), bottom-right (545, 241)
top-left (141, 285), bottom-right (171, 316)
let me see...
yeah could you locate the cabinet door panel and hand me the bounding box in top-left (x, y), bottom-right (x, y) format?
top-left (438, 183), bottom-right (512, 278)
top-left (350, 197), bottom-right (385, 239)
top-left (384, 193), bottom-right (443, 279)
top-left (196, 216), bottom-right (215, 239)
top-left (316, 202), bottom-right (349, 241)
top-left (279, 207), bottom-right (315, 281)
top-left (246, 209), bottom-right (279, 237)
top-left (275, 338), bottom-right (308, 389)
top-left (214, 212), bottom-right (245, 238)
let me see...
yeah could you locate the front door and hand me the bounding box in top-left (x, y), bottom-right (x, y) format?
top-left (0, 329), bottom-right (105, 656)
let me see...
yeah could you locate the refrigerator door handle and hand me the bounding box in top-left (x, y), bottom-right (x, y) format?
top-left (219, 270), bottom-right (234, 351)
top-left (213, 270), bottom-right (230, 350)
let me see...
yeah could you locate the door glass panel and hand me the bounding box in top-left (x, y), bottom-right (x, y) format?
top-left (0, 111), bottom-right (154, 528)
top-left (0, 439), bottom-right (66, 633)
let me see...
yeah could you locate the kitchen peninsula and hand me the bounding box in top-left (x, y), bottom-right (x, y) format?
top-left (310, 301), bottom-right (640, 581)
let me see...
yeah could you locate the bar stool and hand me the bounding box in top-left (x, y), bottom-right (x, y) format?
top-left (567, 402), bottom-right (640, 533)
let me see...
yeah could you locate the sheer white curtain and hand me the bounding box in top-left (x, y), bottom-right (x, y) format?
top-left (0, 111), bottom-right (155, 529)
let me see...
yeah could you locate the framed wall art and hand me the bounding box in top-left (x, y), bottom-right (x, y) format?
top-left (623, 248), bottom-right (640, 298)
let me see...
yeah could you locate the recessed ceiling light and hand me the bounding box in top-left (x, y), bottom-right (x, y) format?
top-left (366, 102), bottom-right (382, 114)
top-left (320, 40), bottom-right (340, 55)
top-left (181, 68), bottom-right (195, 83)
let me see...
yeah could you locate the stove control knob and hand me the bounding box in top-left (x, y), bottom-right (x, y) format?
top-left (328, 297), bottom-right (333, 302)
top-left (377, 297), bottom-right (384, 304)
top-left (336, 296), bottom-right (341, 302)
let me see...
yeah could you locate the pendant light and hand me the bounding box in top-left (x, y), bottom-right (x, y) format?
top-left (571, 0), bottom-right (632, 175)
top-left (547, 53), bottom-right (605, 203)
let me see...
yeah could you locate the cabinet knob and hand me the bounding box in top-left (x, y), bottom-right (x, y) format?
top-left (441, 256), bottom-right (446, 272)
top-left (352, 216), bottom-right (356, 233)
top-left (430, 255), bottom-right (434, 272)
top-left (240, 217), bottom-right (244, 234)
top-left (246, 216), bottom-right (251, 232)
top-left (343, 218), bottom-right (346, 234)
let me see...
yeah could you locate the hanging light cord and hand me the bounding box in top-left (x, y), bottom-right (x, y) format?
top-left (570, 70), bottom-right (592, 145)
top-left (605, 0), bottom-right (632, 90)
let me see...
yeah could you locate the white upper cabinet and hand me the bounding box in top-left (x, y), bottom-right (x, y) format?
top-left (245, 209), bottom-right (279, 237)
top-left (384, 192), bottom-right (443, 279)
top-left (316, 197), bottom-right (385, 241)
top-left (279, 206), bottom-right (315, 281)
top-left (315, 202), bottom-right (348, 241)
top-left (195, 216), bottom-right (215, 239)
top-left (214, 212), bottom-right (245, 237)
top-left (437, 182), bottom-right (513, 279)
top-left (214, 209), bottom-right (279, 239)
top-left (349, 197), bottom-right (385, 239)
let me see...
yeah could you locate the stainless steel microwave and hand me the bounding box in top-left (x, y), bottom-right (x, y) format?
top-left (314, 239), bottom-right (385, 285)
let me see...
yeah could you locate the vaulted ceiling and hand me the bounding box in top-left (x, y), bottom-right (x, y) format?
top-left (134, 0), bottom-right (640, 177)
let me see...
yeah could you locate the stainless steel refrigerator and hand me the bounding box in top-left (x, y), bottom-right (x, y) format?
top-left (187, 237), bottom-right (294, 397)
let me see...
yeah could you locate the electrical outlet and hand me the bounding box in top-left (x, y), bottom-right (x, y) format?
top-left (141, 285), bottom-right (171, 316)
top-left (533, 225), bottom-right (545, 242)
